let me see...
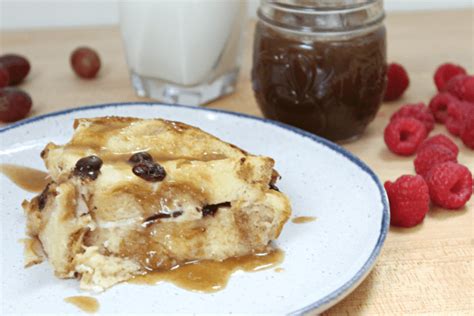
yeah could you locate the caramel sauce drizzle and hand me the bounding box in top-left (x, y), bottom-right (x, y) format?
top-left (130, 249), bottom-right (284, 292)
top-left (64, 296), bottom-right (99, 314)
top-left (0, 164), bottom-right (49, 193)
top-left (291, 216), bottom-right (317, 224)
top-left (65, 118), bottom-right (228, 164)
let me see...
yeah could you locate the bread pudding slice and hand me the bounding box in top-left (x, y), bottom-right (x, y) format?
top-left (23, 117), bottom-right (291, 291)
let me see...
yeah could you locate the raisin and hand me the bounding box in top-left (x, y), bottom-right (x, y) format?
top-left (201, 202), bottom-right (231, 217)
top-left (132, 161), bottom-right (166, 182)
top-left (172, 211), bottom-right (183, 218)
top-left (143, 210), bottom-right (183, 226)
top-left (145, 212), bottom-right (171, 221)
top-left (38, 183), bottom-right (50, 210)
top-left (74, 155), bottom-right (103, 180)
top-left (269, 183), bottom-right (280, 191)
top-left (142, 212), bottom-right (181, 227)
top-left (129, 152), bottom-right (153, 164)
top-left (269, 169), bottom-right (280, 191)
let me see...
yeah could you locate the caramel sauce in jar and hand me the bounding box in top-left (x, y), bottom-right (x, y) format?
top-left (252, 0), bottom-right (387, 141)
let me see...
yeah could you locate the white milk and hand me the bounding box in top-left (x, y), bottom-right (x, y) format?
top-left (119, 0), bottom-right (246, 86)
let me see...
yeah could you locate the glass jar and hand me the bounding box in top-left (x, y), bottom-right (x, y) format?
top-left (252, 0), bottom-right (387, 141)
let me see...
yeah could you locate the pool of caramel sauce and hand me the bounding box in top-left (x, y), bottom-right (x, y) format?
top-left (0, 164), bottom-right (48, 192)
top-left (130, 249), bottom-right (284, 292)
top-left (64, 296), bottom-right (99, 314)
top-left (291, 216), bottom-right (317, 224)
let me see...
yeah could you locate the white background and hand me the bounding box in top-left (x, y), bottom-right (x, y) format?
top-left (1, 0), bottom-right (473, 30)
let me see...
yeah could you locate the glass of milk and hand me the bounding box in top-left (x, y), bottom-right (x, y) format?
top-left (119, 0), bottom-right (247, 106)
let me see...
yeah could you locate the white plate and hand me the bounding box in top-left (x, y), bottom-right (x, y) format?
top-left (0, 103), bottom-right (389, 315)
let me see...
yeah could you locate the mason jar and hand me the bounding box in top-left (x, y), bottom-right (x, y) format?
top-left (252, 0), bottom-right (387, 141)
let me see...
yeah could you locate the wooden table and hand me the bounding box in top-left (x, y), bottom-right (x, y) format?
top-left (2, 9), bottom-right (473, 315)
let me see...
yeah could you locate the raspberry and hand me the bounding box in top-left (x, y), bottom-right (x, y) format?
top-left (384, 175), bottom-right (430, 227)
top-left (384, 63), bottom-right (410, 102)
top-left (429, 92), bottom-right (459, 123)
top-left (425, 162), bottom-right (472, 209)
top-left (414, 144), bottom-right (457, 177)
top-left (445, 100), bottom-right (470, 136)
top-left (460, 107), bottom-right (474, 149)
top-left (443, 75), bottom-right (474, 103)
top-left (434, 63), bottom-right (467, 91)
top-left (384, 117), bottom-right (427, 156)
top-left (390, 103), bottom-right (435, 132)
top-left (417, 134), bottom-right (459, 156)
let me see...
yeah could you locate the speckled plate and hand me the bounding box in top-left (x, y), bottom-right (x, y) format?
top-left (0, 103), bottom-right (389, 315)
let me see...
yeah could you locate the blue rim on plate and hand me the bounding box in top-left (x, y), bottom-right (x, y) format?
top-left (0, 102), bottom-right (390, 314)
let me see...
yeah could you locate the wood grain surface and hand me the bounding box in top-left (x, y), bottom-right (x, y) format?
top-left (1, 9), bottom-right (473, 315)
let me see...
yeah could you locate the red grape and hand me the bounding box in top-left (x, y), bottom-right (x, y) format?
top-left (70, 47), bottom-right (101, 79)
top-left (0, 67), bottom-right (10, 87)
top-left (0, 54), bottom-right (30, 85)
top-left (0, 87), bottom-right (32, 122)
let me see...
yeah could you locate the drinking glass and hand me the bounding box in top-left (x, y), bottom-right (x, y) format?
top-left (119, 0), bottom-right (247, 106)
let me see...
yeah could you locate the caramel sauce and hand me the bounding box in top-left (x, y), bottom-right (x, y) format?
top-left (64, 296), bottom-right (99, 314)
top-left (252, 22), bottom-right (386, 141)
top-left (153, 152), bottom-right (228, 163)
top-left (66, 118), bottom-right (229, 164)
top-left (69, 119), bottom-right (130, 151)
top-left (130, 249), bottom-right (284, 292)
top-left (103, 152), bottom-right (227, 164)
top-left (21, 237), bottom-right (43, 254)
top-left (0, 164), bottom-right (48, 193)
top-left (118, 221), bottom-right (210, 271)
top-left (109, 181), bottom-right (207, 222)
top-left (291, 216), bottom-right (317, 224)
top-left (64, 148), bottom-right (228, 165)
